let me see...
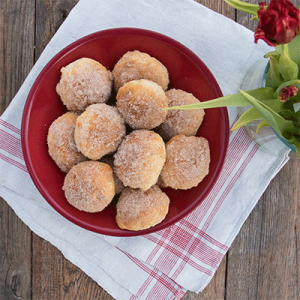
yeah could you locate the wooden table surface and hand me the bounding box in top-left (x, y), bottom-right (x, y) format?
top-left (1, 0), bottom-right (300, 299)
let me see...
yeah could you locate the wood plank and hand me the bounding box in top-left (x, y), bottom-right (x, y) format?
top-left (296, 158), bottom-right (300, 300)
top-left (35, 0), bottom-right (79, 60)
top-left (0, 0), bottom-right (35, 299)
top-left (226, 1), bottom-right (300, 299)
top-left (32, 235), bottom-right (63, 299)
top-left (236, 0), bottom-right (258, 32)
top-left (0, 0), bottom-right (35, 113)
top-left (225, 195), bottom-right (265, 299)
top-left (0, 202), bottom-right (32, 299)
top-left (195, 0), bottom-right (235, 18)
top-left (32, 235), bottom-right (114, 300)
top-left (32, 1), bottom-right (113, 299)
top-left (257, 157), bottom-right (299, 299)
top-left (226, 157), bottom-right (300, 300)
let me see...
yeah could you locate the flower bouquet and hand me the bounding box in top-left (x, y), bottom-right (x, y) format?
top-left (167, 0), bottom-right (300, 158)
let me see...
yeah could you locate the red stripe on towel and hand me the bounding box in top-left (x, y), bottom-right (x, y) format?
top-left (0, 119), bottom-right (21, 135)
top-left (0, 129), bottom-right (24, 160)
top-left (118, 249), bottom-right (185, 300)
top-left (0, 153), bottom-right (27, 173)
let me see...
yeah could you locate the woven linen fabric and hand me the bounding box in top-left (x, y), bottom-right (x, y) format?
top-left (0, 0), bottom-right (290, 299)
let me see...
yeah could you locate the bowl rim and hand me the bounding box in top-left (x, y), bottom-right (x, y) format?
top-left (21, 27), bottom-right (229, 237)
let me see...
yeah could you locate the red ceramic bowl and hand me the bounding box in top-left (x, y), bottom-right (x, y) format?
top-left (21, 28), bottom-right (229, 237)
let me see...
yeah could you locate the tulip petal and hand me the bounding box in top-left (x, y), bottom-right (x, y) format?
top-left (254, 0), bottom-right (300, 46)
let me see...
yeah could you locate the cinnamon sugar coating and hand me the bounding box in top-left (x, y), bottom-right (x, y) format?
top-left (116, 185), bottom-right (170, 231)
top-left (114, 130), bottom-right (166, 191)
top-left (157, 89), bottom-right (205, 140)
top-left (56, 58), bottom-right (112, 112)
top-left (74, 104), bottom-right (126, 160)
top-left (116, 79), bottom-right (168, 130)
top-left (112, 50), bottom-right (169, 91)
top-left (100, 155), bottom-right (124, 194)
top-left (63, 161), bottom-right (115, 213)
top-left (47, 112), bottom-right (87, 173)
top-left (160, 135), bottom-right (210, 189)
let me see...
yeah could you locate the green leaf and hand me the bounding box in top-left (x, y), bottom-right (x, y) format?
top-left (256, 119), bottom-right (270, 132)
top-left (292, 91), bottom-right (300, 104)
top-left (165, 87), bottom-right (275, 111)
top-left (238, 89), bottom-right (295, 139)
top-left (225, 0), bottom-right (260, 16)
top-left (279, 109), bottom-right (300, 126)
top-left (232, 107), bottom-right (263, 131)
top-left (231, 98), bottom-right (284, 131)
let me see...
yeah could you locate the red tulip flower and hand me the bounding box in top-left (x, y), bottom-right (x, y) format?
top-left (254, 0), bottom-right (300, 46)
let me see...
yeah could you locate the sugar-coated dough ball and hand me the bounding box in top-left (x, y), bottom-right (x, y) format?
top-left (56, 58), bottom-right (112, 112)
top-left (156, 175), bottom-right (168, 189)
top-left (47, 112), bottom-right (87, 173)
top-left (116, 79), bottom-right (168, 130)
top-left (74, 104), bottom-right (126, 160)
top-left (160, 135), bottom-right (210, 190)
top-left (63, 161), bottom-right (115, 213)
top-left (157, 89), bottom-right (205, 140)
top-left (100, 155), bottom-right (124, 194)
top-left (116, 185), bottom-right (170, 231)
top-left (114, 130), bottom-right (166, 191)
top-left (112, 50), bottom-right (169, 91)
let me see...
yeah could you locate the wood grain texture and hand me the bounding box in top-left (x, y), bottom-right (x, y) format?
top-left (226, 156), bottom-right (300, 300)
top-left (195, 0), bottom-right (236, 18)
top-left (226, 1), bottom-right (300, 299)
top-left (35, 0), bottom-right (79, 60)
top-left (0, 0), bottom-right (300, 299)
top-left (0, 0), bottom-right (35, 299)
top-left (32, 235), bottom-right (113, 300)
top-left (0, 0), bottom-right (35, 114)
top-left (257, 157), bottom-right (299, 299)
top-left (33, 1), bottom-right (113, 299)
top-left (0, 202), bottom-right (32, 300)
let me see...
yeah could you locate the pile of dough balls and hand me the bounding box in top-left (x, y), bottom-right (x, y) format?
top-left (47, 50), bottom-right (210, 231)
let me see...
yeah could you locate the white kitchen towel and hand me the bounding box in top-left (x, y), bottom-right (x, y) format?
top-left (0, 0), bottom-right (290, 299)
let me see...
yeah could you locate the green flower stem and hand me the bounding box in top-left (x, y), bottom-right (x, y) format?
top-left (279, 44), bottom-right (299, 81)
